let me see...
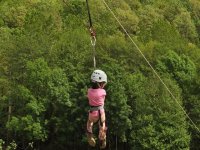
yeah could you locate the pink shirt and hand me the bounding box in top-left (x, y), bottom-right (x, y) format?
top-left (87, 88), bottom-right (106, 106)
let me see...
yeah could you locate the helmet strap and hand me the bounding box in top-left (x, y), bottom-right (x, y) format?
top-left (97, 83), bottom-right (101, 88)
top-left (97, 82), bottom-right (106, 89)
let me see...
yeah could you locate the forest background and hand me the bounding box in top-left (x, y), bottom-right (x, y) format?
top-left (0, 0), bottom-right (200, 149)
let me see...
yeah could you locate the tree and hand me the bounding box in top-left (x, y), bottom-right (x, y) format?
top-left (0, 0), bottom-right (200, 149)
top-left (156, 50), bottom-right (199, 150)
top-left (5, 58), bottom-right (72, 148)
top-left (173, 10), bottom-right (198, 43)
top-left (125, 72), bottom-right (190, 150)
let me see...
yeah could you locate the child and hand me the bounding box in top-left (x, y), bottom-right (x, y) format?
top-left (86, 69), bottom-right (107, 149)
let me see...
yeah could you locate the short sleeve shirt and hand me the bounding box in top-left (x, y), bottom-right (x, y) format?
top-left (87, 88), bottom-right (106, 106)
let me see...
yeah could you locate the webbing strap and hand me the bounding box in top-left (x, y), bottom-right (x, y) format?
top-left (90, 105), bottom-right (104, 127)
top-left (98, 110), bottom-right (103, 127)
top-left (90, 105), bottom-right (104, 111)
top-left (92, 42), bottom-right (96, 68)
top-left (86, 0), bottom-right (97, 69)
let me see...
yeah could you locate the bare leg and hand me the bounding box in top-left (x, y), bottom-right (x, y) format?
top-left (98, 113), bottom-right (107, 149)
top-left (87, 119), bottom-right (93, 133)
top-left (87, 115), bottom-right (99, 147)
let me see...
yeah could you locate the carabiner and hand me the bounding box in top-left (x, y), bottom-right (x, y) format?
top-left (90, 36), bottom-right (96, 47)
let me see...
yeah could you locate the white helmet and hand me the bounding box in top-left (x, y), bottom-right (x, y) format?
top-left (91, 70), bottom-right (107, 83)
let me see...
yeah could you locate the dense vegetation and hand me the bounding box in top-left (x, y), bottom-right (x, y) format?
top-left (0, 0), bottom-right (200, 149)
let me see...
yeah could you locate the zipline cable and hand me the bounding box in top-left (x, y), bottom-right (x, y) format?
top-left (102, 0), bottom-right (200, 133)
top-left (86, 0), bottom-right (97, 69)
top-left (86, 0), bottom-right (93, 28)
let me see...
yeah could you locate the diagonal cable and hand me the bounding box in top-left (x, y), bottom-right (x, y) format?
top-left (102, 0), bottom-right (200, 133)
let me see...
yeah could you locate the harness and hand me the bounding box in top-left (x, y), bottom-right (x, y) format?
top-left (90, 105), bottom-right (104, 127)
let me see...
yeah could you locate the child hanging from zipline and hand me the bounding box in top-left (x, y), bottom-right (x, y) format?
top-left (86, 69), bottom-right (107, 149)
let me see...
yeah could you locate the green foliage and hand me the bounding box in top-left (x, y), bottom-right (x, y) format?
top-left (0, 139), bottom-right (4, 150)
top-left (105, 64), bottom-right (132, 142)
top-left (0, 0), bottom-right (199, 149)
top-left (156, 50), bottom-right (196, 85)
top-left (126, 73), bottom-right (190, 150)
top-left (173, 10), bottom-right (198, 43)
top-left (0, 139), bottom-right (17, 150)
top-left (7, 115), bottom-right (47, 141)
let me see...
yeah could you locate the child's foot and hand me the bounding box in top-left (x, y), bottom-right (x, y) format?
top-left (99, 139), bottom-right (106, 149)
top-left (87, 132), bottom-right (96, 147)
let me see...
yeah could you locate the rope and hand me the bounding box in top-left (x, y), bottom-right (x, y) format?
top-left (86, 0), bottom-right (93, 28)
top-left (91, 36), bottom-right (96, 69)
top-left (102, 0), bottom-right (200, 133)
top-left (86, 0), bottom-right (97, 69)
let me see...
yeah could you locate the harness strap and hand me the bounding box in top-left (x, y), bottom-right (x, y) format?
top-left (90, 105), bottom-right (104, 111)
top-left (86, 0), bottom-right (97, 69)
top-left (98, 109), bottom-right (103, 127)
top-left (89, 105), bottom-right (104, 127)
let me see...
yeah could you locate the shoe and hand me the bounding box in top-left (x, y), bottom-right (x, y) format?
top-left (87, 132), bottom-right (96, 147)
top-left (99, 139), bottom-right (106, 149)
top-left (99, 126), bottom-right (107, 140)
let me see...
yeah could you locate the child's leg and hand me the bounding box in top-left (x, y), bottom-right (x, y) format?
top-left (86, 112), bottom-right (99, 147)
top-left (98, 113), bottom-right (107, 149)
top-left (87, 119), bottom-right (93, 133)
top-left (87, 113), bottom-right (99, 133)
top-left (98, 112), bottom-right (107, 140)
top-left (87, 118), bottom-right (96, 147)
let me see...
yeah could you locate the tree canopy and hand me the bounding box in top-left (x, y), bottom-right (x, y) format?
top-left (0, 0), bottom-right (200, 149)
